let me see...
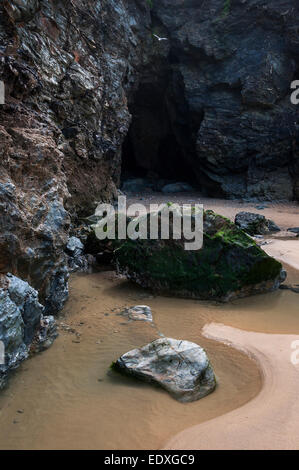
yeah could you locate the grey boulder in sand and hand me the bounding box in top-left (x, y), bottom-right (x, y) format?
top-left (113, 338), bottom-right (216, 403)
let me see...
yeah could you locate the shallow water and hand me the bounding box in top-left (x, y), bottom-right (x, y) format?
top-left (0, 262), bottom-right (299, 450)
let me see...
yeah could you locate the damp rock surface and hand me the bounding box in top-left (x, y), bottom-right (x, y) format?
top-left (0, 274), bottom-right (57, 389)
top-left (114, 210), bottom-right (285, 301)
top-left (0, 0), bottom-right (153, 311)
top-left (235, 212), bottom-right (280, 235)
top-left (113, 337), bottom-right (216, 403)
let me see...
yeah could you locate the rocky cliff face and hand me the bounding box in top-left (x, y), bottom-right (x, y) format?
top-left (127, 0), bottom-right (299, 200)
top-left (0, 0), bottom-right (298, 380)
top-left (0, 0), bottom-right (152, 309)
top-left (0, 0), bottom-right (154, 378)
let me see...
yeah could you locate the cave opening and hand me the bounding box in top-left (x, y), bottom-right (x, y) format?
top-left (121, 129), bottom-right (195, 182)
top-left (121, 71), bottom-right (199, 191)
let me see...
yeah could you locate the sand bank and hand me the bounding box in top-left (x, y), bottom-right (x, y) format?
top-left (164, 323), bottom-right (299, 450)
top-left (263, 240), bottom-right (299, 271)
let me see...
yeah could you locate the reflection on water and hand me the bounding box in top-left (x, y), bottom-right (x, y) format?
top-left (0, 264), bottom-right (298, 450)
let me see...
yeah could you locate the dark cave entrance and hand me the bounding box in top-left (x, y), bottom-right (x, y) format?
top-left (121, 71), bottom-right (199, 188)
top-left (121, 130), bottom-right (195, 182)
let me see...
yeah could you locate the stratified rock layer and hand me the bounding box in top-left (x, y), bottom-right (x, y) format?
top-left (126, 0), bottom-right (299, 200)
top-left (113, 337), bottom-right (216, 403)
top-left (0, 0), bottom-right (152, 308)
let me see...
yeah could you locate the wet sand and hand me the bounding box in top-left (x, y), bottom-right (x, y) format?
top-left (0, 196), bottom-right (298, 449)
top-left (165, 323), bottom-right (299, 450)
top-left (127, 193), bottom-right (299, 232)
top-left (263, 240), bottom-right (299, 270)
top-left (0, 272), bottom-right (262, 450)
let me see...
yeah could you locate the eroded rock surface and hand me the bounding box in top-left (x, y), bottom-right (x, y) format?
top-left (125, 0), bottom-right (299, 200)
top-left (0, 0), bottom-right (153, 309)
top-left (113, 337), bottom-right (216, 403)
top-left (0, 273), bottom-right (57, 388)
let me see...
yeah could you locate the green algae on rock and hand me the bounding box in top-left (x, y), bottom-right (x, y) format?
top-left (110, 210), bottom-right (285, 301)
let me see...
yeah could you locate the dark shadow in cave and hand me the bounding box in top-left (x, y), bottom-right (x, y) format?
top-left (121, 68), bottom-right (200, 187)
top-left (121, 130), bottom-right (196, 183)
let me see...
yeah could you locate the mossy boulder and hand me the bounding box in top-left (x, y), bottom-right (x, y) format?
top-left (114, 210), bottom-right (285, 301)
top-left (87, 209), bottom-right (285, 301)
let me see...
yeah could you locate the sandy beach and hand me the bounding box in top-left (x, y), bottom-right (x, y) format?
top-left (0, 195), bottom-right (298, 450)
top-left (164, 323), bottom-right (299, 450)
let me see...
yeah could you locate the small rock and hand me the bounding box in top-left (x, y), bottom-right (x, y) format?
top-left (113, 338), bottom-right (216, 403)
top-left (267, 220), bottom-right (280, 233)
top-left (279, 283), bottom-right (299, 293)
top-left (66, 236), bottom-right (84, 256)
top-left (119, 305), bottom-right (153, 322)
top-left (235, 212), bottom-right (280, 235)
top-left (34, 315), bottom-right (58, 352)
top-left (279, 269), bottom-right (287, 284)
top-left (287, 227), bottom-right (299, 234)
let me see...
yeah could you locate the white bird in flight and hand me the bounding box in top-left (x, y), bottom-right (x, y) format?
top-left (153, 34), bottom-right (168, 41)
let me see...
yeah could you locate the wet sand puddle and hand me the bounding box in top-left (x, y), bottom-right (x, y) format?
top-left (0, 262), bottom-right (299, 450)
